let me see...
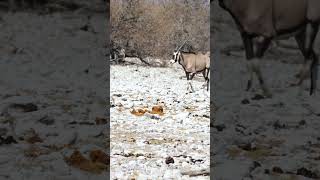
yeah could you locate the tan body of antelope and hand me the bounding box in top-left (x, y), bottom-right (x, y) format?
top-left (219, 0), bottom-right (320, 97)
top-left (171, 42), bottom-right (210, 92)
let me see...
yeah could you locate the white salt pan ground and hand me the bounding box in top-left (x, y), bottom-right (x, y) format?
top-left (110, 64), bottom-right (210, 179)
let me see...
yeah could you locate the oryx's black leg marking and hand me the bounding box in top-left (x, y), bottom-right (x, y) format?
top-left (190, 73), bottom-right (195, 80)
top-left (186, 72), bottom-right (190, 80)
top-left (202, 69), bottom-right (210, 91)
top-left (295, 23), bottom-right (319, 95)
top-left (241, 33), bottom-right (254, 91)
top-left (207, 69), bottom-right (210, 91)
top-left (242, 33), bottom-right (271, 97)
top-left (255, 37), bottom-right (271, 93)
top-left (311, 52), bottom-right (318, 95)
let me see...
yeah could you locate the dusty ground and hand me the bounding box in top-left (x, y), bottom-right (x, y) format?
top-left (212, 2), bottom-right (320, 180)
top-left (110, 62), bottom-right (210, 179)
top-left (0, 5), bottom-right (109, 179)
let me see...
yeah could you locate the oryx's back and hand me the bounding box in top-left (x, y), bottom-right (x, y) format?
top-left (225, 0), bottom-right (320, 37)
top-left (181, 52), bottom-right (210, 73)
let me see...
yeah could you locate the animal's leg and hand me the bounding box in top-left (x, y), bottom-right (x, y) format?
top-left (207, 69), bottom-right (210, 91)
top-left (114, 53), bottom-right (118, 64)
top-left (189, 73), bottom-right (196, 92)
top-left (202, 70), bottom-right (208, 89)
top-left (241, 33), bottom-right (254, 91)
top-left (186, 72), bottom-right (191, 92)
top-left (203, 68), bottom-right (210, 91)
top-left (295, 23), bottom-right (319, 95)
top-left (253, 36), bottom-right (271, 97)
top-left (294, 29), bottom-right (308, 86)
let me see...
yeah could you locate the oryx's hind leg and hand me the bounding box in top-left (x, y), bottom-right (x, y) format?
top-left (185, 72), bottom-right (192, 92)
top-left (242, 34), bottom-right (272, 97)
top-left (202, 68), bottom-right (210, 91)
top-left (207, 71), bottom-right (210, 91)
top-left (185, 72), bottom-right (195, 93)
top-left (188, 73), bottom-right (196, 92)
top-left (294, 23), bottom-right (319, 95)
top-left (242, 34), bottom-right (255, 91)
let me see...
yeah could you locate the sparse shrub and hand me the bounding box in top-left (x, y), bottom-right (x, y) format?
top-left (111, 0), bottom-right (209, 61)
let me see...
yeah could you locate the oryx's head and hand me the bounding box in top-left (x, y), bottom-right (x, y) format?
top-left (170, 50), bottom-right (180, 64)
top-left (170, 40), bottom-right (187, 64)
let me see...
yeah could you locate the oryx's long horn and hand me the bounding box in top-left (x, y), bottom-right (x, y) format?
top-left (177, 40), bottom-right (188, 51)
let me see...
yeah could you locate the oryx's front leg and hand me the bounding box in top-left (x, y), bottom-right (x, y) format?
top-left (294, 23), bottom-right (319, 95)
top-left (186, 72), bottom-right (195, 93)
top-left (202, 68), bottom-right (210, 91)
top-left (242, 34), bottom-right (272, 98)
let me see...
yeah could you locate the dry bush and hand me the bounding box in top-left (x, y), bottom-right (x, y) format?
top-left (111, 0), bottom-right (209, 60)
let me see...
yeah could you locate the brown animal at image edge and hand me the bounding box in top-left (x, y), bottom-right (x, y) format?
top-left (218, 0), bottom-right (320, 96)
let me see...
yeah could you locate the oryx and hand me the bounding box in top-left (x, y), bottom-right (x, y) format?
top-left (218, 0), bottom-right (320, 97)
top-left (170, 41), bottom-right (210, 92)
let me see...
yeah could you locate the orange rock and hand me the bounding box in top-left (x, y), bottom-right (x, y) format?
top-left (65, 150), bottom-right (107, 174)
top-left (130, 108), bottom-right (147, 116)
top-left (150, 105), bottom-right (164, 115)
top-left (89, 149), bottom-right (109, 165)
top-left (24, 145), bottom-right (49, 158)
top-left (95, 117), bottom-right (108, 125)
top-left (24, 129), bottom-right (43, 144)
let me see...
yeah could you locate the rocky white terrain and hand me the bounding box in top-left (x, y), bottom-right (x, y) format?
top-left (110, 62), bottom-right (210, 179)
top-left (0, 6), bottom-right (109, 179)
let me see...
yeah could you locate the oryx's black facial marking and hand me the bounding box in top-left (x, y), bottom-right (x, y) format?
top-left (173, 51), bottom-right (179, 62)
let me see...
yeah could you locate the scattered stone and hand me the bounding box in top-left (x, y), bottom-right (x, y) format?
top-left (24, 145), bottom-right (50, 158)
top-left (238, 143), bottom-right (256, 151)
top-left (89, 149), bottom-right (109, 166)
top-left (272, 166), bottom-right (284, 174)
top-left (251, 94), bottom-right (265, 100)
top-left (78, 121), bottom-right (95, 125)
top-left (0, 136), bottom-right (17, 145)
top-left (11, 103), bottom-right (38, 112)
top-left (213, 124), bottom-right (226, 132)
top-left (241, 99), bottom-right (250, 104)
top-left (95, 117), bottom-right (107, 125)
top-left (298, 120), bottom-right (306, 126)
top-left (23, 129), bottom-right (43, 144)
top-left (38, 115), bottom-right (55, 125)
top-left (130, 108), bottom-right (147, 116)
top-left (165, 156), bottom-right (174, 164)
top-left (273, 120), bottom-right (286, 130)
top-left (65, 150), bottom-right (107, 174)
top-left (264, 169), bottom-right (270, 174)
top-left (144, 112), bottom-right (161, 120)
top-left (181, 168), bottom-right (210, 177)
top-left (296, 167), bottom-right (318, 179)
top-left (150, 105), bottom-right (164, 115)
top-left (252, 161), bottom-right (261, 169)
top-left (0, 128), bottom-right (8, 136)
